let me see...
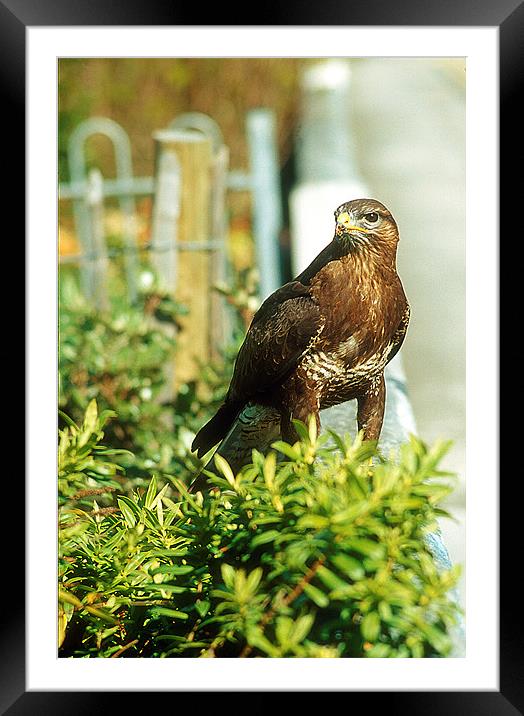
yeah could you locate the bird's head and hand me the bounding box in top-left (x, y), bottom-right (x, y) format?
top-left (334, 199), bottom-right (399, 250)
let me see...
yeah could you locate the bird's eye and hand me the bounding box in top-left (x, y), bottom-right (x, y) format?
top-left (364, 212), bottom-right (379, 224)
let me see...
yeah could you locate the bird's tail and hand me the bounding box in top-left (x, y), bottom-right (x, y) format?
top-left (191, 400), bottom-right (242, 459)
top-left (188, 403), bottom-right (281, 493)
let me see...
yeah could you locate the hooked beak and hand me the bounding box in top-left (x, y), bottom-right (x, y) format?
top-left (336, 212), bottom-right (372, 234)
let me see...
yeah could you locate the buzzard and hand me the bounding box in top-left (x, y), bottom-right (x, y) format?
top-left (190, 198), bottom-right (410, 490)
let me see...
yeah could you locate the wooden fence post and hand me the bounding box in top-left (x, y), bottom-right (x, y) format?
top-left (163, 113), bottom-right (231, 362)
top-left (152, 130), bottom-right (213, 388)
top-left (150, 141), bottom-right (181, 292)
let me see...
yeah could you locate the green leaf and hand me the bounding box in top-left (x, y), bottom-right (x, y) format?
top-left (378, 601), bottom-right (392, 621)
top-left (251, 530), bottom-right (280, 548)
top-left (214, 453), bottom-right (235, 487)
top-left (275, 616), bottom-right (294, 646)
top-left (58, 589), bottom-right (117, 624)
top-left (151, 564), bottom-right (194, 576)
top-left (291, 419), bottom-right (309, 442)
top-left (149, 548), bottom-right (189, 558)
top-left (346, 538), bottom-right (386, 561)
top-left (246, 626), bottom-right (281, 657)
top-left (144, 475), bottom-right (157, 509)
top-left (93, 447), bottom-right (133, 457)
top-left (156, 498), bottom-right (164, 527)
top-left (195, 599), bottom-right (210, 618)
top-left (331, 504), bottom-right (366, 524)
top-left (271, 441), bottom-right (301, 460)
top-left (290, 614), bottom-right (315, 644)
top-left (79, 399), bottom-right (98, 447)
top-left (316, 565), bottom-right (349, 591)
top-left (144, 583), bottom-right (189, 595)
top-left (307, 414), bottom-right (318, 443)
top-left (166, 475), bottom-right (202, 513)
top-left (150, 607), bottom-right (189, 620)
top-left (361, 611), bottom-right (381, 642)
top-left (326, 429), bottom-right (348, 454)
top-left (303, 583), bottom-right (329, 608)
top-left (331, 553), bottom-right (365, 581)
top-left (296, 514), bottom-right (330, 530)
top-left (117, 498), bottom-right (137, 528)
top-left (245, 567), bottom-right (263, 595)
top-left (97, 409), bottom-right (117, 427)
top-left (220, 563), bottom-right (236, 589)
top-left (263, 452), bottom-right (277, 489)
top-left (418, 622), bottom-right (451, 654)
top-left (58, 410), bottom-right (78, 430)
top-left (365, 643), bottom-right (391, 658)
top-left (150, 483), bottom-right (170, 510)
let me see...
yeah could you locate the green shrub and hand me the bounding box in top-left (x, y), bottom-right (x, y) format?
top-left (58, 273), bottom-right (248, 487)
top-left (58, 400), bottom-right (130, 507)
top-left (59, 278), bottom-right (181, 426)
top-left (58, 402), bottom-right (461, 658)
top-left (59, 277), bottom-right (214, 484)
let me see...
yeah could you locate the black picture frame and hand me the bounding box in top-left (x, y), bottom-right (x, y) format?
top-left (10, 0), bottom-right (512, 713)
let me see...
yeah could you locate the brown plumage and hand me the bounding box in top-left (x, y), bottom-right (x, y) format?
top-left (190, 198), bottom-right (410, 491)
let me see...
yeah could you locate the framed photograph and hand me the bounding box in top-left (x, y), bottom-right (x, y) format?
top-left (14, 0), bottom-right (511, 712)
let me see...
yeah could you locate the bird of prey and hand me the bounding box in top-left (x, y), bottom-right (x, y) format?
top-left (190, 198), bottom-right (410, 490)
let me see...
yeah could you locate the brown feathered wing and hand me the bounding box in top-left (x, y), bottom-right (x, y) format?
top-left (191, 281), bottom-right (322, 460)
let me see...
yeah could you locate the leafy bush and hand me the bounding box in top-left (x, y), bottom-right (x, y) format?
top-left (58, 402), bottom-right (461, 658)
top-left (58, 272), bottom-right (251, 487)
top-left (58, 400), bottom-right (129, 507)
top-left (59, 278), bottom-right (182, 421)
top-left (59, 276), bottom-right (226, 485)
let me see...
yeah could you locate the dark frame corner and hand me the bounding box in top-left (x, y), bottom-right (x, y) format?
top-left (12, 0), bottom-right (514, 713)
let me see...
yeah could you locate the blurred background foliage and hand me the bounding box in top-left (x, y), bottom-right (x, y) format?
top-left (58, 57), bottom-right (302, 175)
top-left (58, 57), bottom-right (464, 186)
top-left (59, 57), bottom-right (309, 260)
top-left (59, 58), bottom-right (304, 182)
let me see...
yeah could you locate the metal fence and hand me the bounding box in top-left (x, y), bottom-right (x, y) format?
top-left (59, 109), bottom-right (283, 373)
